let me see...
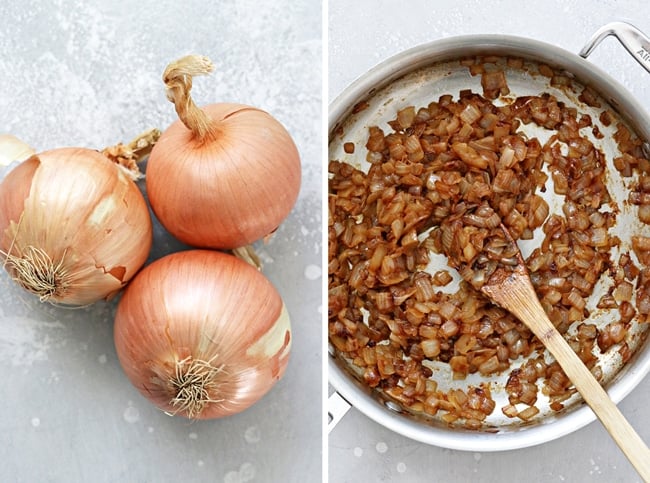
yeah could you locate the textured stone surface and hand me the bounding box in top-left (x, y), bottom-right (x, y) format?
top-left (0, 1), bottom-right (322, 481)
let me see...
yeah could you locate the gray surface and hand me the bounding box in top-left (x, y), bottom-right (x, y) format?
top-left (328, 1), bottom-right (650, 482)
top-left (0, 1), bottom-right (321, 482)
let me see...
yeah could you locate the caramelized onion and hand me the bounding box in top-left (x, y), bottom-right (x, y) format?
top-left (329, 59), bottom-right (649, 427)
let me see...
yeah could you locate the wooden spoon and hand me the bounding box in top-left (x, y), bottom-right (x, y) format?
top-left (473, 225), bottom-right (650, 481)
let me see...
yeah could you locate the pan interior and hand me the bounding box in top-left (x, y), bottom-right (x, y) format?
top-left (329, 53), bottom-right (650, 441)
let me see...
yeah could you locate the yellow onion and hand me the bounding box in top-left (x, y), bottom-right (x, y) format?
top-left (0, 147), bottom-right (153, 305)
top-left (145, 55), bottom-right (301, 249)
top-left (113, 249), bottom-right (291, 419)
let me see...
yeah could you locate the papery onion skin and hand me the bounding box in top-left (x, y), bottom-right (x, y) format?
top-left (146, 102), bottom-right (301, 249)
top-left (0, 134), bottom-right (35, 166)
top-left (0, 148), bottom-right (153, 305)
top-left (113, 249), bottom-right (291, 419)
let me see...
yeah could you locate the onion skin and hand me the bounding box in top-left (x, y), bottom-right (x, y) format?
top-left (146, 102), bottom-right (301, 249)
top-left (113, 249), bottom-right (291, 419)
top-left (0, 148), bottom-right (152, 305)
top-left (0, 134), bottom-right (35, 166)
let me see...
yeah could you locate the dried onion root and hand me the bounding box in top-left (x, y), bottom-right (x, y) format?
top-left (328, 58), bottom-right (650, 427)
top-left (167, 355), bottom-right (226, 418)
top-left (3, 246), bottom-right (71, 302)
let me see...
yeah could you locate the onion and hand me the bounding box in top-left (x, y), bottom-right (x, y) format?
top-left (0, 143), bottom-right (153, 305)
top-left (146, 55), bottom-right (301, 249)
top-left (113, 250), bottom-right (291, 419)
top-left (460, 103), bottom-right (482, 125)
top-left (481, 70), bottom-right (509, 99)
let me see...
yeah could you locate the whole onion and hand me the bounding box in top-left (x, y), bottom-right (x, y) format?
top-left (113, 249), bottom-right (291, 419)
top-left (145, 55), bottom-right (301, 249)
top-left (0, 146), bottom-right (153, 305)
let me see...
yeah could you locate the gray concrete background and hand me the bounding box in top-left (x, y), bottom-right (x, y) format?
top-left (328, 1), bottom-right (650, 482)
top-left (0, 1), bottom-right (322, 482)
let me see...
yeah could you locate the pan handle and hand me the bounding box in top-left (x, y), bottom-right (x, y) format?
top-left (328, 391), bottom-right (352, 433)
top-left (579, 21), bottom-right (650, 74)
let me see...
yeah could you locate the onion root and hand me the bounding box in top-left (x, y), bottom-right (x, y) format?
top-left (167, 355), bottom-right (226, 418)
top-left (2, 245), bottom-right (71, 302)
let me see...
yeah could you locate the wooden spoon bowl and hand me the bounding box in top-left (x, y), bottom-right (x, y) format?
top-left (471, 225), bottom-right (650, 480)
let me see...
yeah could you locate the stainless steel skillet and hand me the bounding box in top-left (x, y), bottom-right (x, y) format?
top-left (328, 22), bottom-right (650, 452)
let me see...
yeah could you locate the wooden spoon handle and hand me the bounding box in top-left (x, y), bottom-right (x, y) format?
top-left (486, 277), bottom-right (650, 481)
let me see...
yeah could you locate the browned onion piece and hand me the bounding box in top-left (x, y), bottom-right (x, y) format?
top-left (481, 70), bottom-right (509, 99)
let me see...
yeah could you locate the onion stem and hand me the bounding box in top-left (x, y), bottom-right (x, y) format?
top-left (163, 55), bottom-right (215, 141)
top-left (232, 244), bottom-right (262, 270)
top-left (102, 128), bottom-right (162, 180)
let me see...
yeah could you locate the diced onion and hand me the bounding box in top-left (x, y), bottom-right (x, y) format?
top-left (328, 59), bottom-right (648, 429)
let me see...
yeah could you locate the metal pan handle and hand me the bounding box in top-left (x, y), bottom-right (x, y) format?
top-left (328, 391), bottom-right (352, 433)
top-left (580, 21), bottom-right (650, 74)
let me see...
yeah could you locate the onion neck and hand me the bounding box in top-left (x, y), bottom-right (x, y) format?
top-left (232, 245), bottom-right (262, 270)
top-left (102, 128), bottom-right (161, 180)
top-left (163, 55), bottom-right (216, 142)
